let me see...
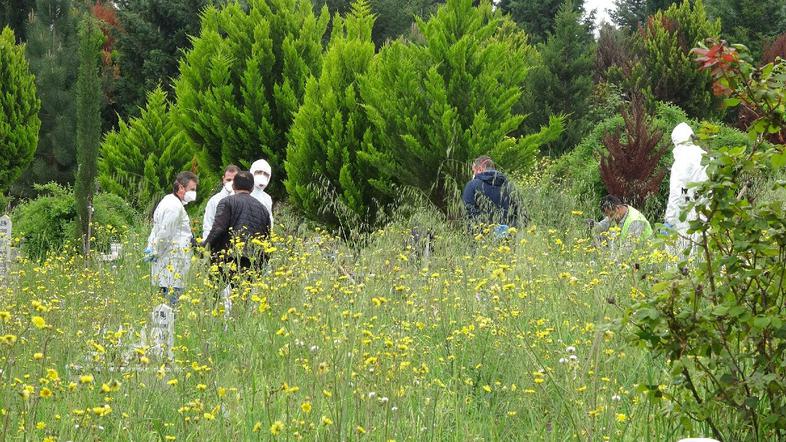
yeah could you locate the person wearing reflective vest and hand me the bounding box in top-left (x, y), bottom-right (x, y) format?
top-left (587, 195), bottom-right (653, 250)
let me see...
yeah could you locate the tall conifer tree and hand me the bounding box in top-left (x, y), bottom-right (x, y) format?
top-left (174, 0), bottom-right (330, 194)
top-left (497, 0), bottom-right (586, 43)
top-left (113, 0), bottom-right (218, 119)
top-left (286, 0), bottom-right (377, 228)
top-left (524, 0), bottom-right (595, 154)
top-left (0, 27), bottom-right (41, 194)
top-left (17, 0), bottom-right (79, 197)
top-left (74, 16), bottom-right (103, 253)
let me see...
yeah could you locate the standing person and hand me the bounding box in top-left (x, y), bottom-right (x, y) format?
top-left (462, 155), bottom-right (521, 231)
top-left (203, 165), bottom-right (241, 239)
top-left (664, 122), bottom-right (708, 252)
top-left (145, 171), bottom-right (199, 305)
top-left (203, 171), bottom-right (271, 280)
top-left (249, 159), bottom-right (274, 227)
top-left (588, 195), bottom-right (653, 252)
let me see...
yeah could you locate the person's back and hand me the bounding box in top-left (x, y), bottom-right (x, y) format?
top-left (206, 193), bottom-right (270, 255)
top-left (462, 156), bottom-right (520, 227)
top-left (204, 172), bottom-right (271, 265)
top-left (665, 123), bottom-right (708, 231)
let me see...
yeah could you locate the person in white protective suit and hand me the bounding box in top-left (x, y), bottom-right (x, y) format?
top-left (249, 159), bottom-right (274, 227)
top-left (664, 122), bottom-right (708, 253)
top-left (145, 171), bottom-right (199, 305)
top-left (202, 164), bottom-right (241, 239)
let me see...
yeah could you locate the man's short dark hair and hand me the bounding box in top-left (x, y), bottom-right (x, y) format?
top-left (600, 195), bottom-right (623, 212)
top-left (232, 171), bottom-right (254, 192)
top-left (472, 155), bottom-right (495, 171)
top-left (224, 164), bottom-right (241, 175)
top-left (173, 171), bottom-right (198, 194)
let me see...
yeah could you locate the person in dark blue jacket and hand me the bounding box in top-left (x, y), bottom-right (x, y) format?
top-left (462, 155), bottom-right (523, 228)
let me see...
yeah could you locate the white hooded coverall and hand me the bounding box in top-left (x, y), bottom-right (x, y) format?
top-left (665, 123), bottom-right (708, 250)
top-left (250, 159), bottom-right (274, 227)
top-left (147, 194), bottom-right (193, 289)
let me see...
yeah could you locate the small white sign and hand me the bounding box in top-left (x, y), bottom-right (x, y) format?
top-left (100, 241), bottom-right (123, 262)
top-left (0, 215), bottom-right (11, 279)
top-left (149, 303), bottom-right (174, 360)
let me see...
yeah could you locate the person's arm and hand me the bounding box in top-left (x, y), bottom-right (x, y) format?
top-left (260, 205), bottom-right (271, 239)
top-left (462, 180), bottom-right (479, 219)
top-left (665, 156), bottom-right (689, 226)
top-left (202, 195), bottom-right (218, 239)
top-left (150, 202), bottom-right (178, 256)
top-left (592, 217), bottom-right (612, 234)
top-left (205, 200), bottom-right (230, 250)
top-left (626, 220), bottom-right (646, 239)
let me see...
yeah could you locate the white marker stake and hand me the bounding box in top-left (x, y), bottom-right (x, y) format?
top-left (150, 304), bottom-right (174, 360)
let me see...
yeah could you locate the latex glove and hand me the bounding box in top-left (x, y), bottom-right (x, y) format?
top-left (493, 224), bottom-right (509, 239)
top-left (143, 247), bottom-right (157, 263)
top-left (585, 218), bottom-right (596, 229)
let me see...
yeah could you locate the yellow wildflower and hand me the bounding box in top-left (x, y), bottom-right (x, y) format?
top-left (270, 420), bottom-right (284, 436)
top-left (31, 316), bottom-right (46, 329)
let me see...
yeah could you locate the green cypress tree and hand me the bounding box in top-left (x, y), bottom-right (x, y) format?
top-left (610, 0), bottom-right (679, 33)
top-left (98, 87), bottom-right (193, 211)
top-left (524, 0), bottom-right (595, 154)
top-left (0, 27), bottom-right (41, 195)
top-left (314, 0), bottom-right (444, 47)
top-left (706, 0), bottom-right (786, 60)
top-left (359, 0), bottom-right (561, 216)
top-left (74, 15), bottom-right (103, 253)
top-left (635, 0), bottom-right (720, 119)
top-left (174, 0), bottom-right (329, 195)
top-left (286, 0), bottom-right (377, 228)
top-left (0, 0), bottom-right (33, 41)
top-left (113, 0), bottom-right (219, 120)
top-left (17, 0), bottom-right (80, 197)
top-left (497, 0), bottom-right (586, 43)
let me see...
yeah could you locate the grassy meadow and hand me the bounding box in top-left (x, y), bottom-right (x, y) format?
top-left (0, 199), bottom-right (711, 441)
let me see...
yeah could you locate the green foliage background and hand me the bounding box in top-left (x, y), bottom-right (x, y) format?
top-left (0, 26), bottom-right (40, 196)
top-left (285, 1), bottom-right (378, 229)
top-left (359, 0), bottom-right (561, 219)
top-left (98, 87), bottom-right (194, 212)
top-left (546, 101), bottom-right (752, 220)
top-left (12, 183), bottom-right (136, 260)
top-left (174, 0), bottom-right (329, 196)
top-left (74, 16), bottom-right (104, 246)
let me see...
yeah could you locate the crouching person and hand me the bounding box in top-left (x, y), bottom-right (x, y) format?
top-left (462, 155), bottom-right (523, 237)
top-left (587, 195), bottom-right (652, 254)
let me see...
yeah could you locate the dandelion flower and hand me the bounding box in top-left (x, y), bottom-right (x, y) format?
top-left (31, 316), bottom-right (46, 329)
top-left (270, 420), bottom-right (284, 435)
top-left (321, 415), bottom-right (333, 426)
top-left (79, 374), bottom-right (94, 384)
top-left (301, 401), bottom-right (312, 413)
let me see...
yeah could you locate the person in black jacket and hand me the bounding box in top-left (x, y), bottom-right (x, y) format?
top-left (203, 171), bottom-right (271, 278)
top-left (462, 155), bottom-right (523, 228)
